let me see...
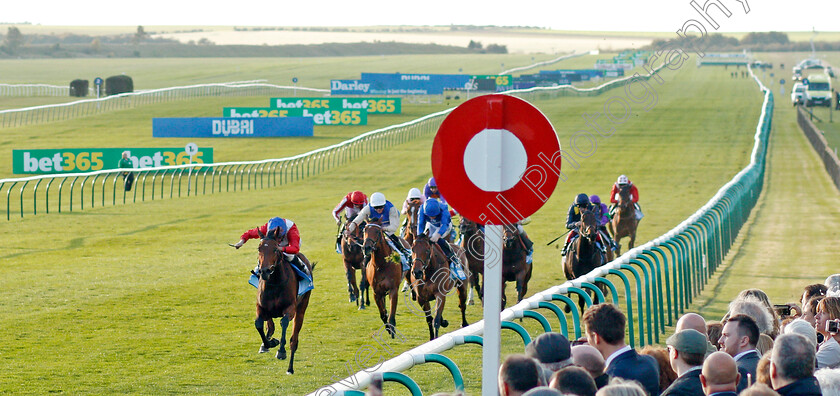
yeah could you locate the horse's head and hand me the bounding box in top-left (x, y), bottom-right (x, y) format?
top-left (256, 228), bottom-right (283, 281)
top-left (411, 233), bottom-right (433, 280)
top-left (363, 218), bottom-right (384, 256)
top-left (579, 209), bottom-right (598, 241)
top-left (344, 221), bottom-right (365, 253)
top-left (618, 184), bottom-right (632, 206)
top-left (459, 216), bottom-right (478, 236)
top-left (503, 224), bottom-right (519, 249)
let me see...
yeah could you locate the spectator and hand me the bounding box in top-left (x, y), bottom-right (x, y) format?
top-left (499, 354), bottom-right (542, 396)
top-left (756, 334), bottom-right (775, 357)
top-left (756, 353), bottom-right (773, 387)
top-left (583, 303), bottom-right (661, 396)
top-left (803, 297), bottom-right (826, 332)
top-left (719, 315), bottom-right (761, 388)
top-left (677, 313), bottom-right (718, 355)
top-left (596, 378), bottom-right (648, 396)
top-left (728, 298), bottom-right (775, 339)
top-left (641, 346), bottom-right (679, 393)
top-left (549, 366), bottom-right (598, 396)
top-left (118, 151), bottom-right (135, 191)
top-left (815, 297), bottom-right (840, 369)
top-left (784, 319), bottom-right (819, 350)
top-left (815, 367), bottom-right (840, 396)
top-left (802, 284), bottom-right (829, 308)
top-left (662, 329), bottom-right (708, 396)
top-left (708, 321), bottom-right (723, 351)
top-left (826, 275), bottom-right (840, 297)
top-left (521, 387), bottom-right (563, 396)
top-left (738, 290), bottom-right (781, 338)
top-left (770, 334), bottom-right (821, 395)
top-left (700, 352), bottom-right (741, 396)
top-left (739, 383), bottom-right (781, 396)
top-left (525, 332), bottom-right (574, 384)
top-left (572, 344), bottom-right (611, 389)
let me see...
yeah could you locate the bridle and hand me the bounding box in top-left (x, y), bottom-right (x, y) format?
top-left (411, 235), bottom-right (433, 278)
top-left (257, 238), bottom-right (282, 281)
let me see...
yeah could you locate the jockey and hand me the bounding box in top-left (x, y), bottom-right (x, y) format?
top-left (608, 175), bottom-right (643, 220)
top-left (346, 192), bottom-right (412, 268)
top-left (399, 187), bottom-right (426, 237)
top-left (417, 198), bottom-right (467, 281)
top-left (231, 216), bottom-right (310, 278)
top-left (561, 193), bottom-right (606, 256)
top-left (514, 218), bottom-right (536, 264)
top-left (332, 190), bottom-right (367, 253)
top-left (590, 195), bottom-right (618, 252)
top-left (424, 177), bottom-right (459, 242)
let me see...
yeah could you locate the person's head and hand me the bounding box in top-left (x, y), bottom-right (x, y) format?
top-left (350, 190), bottom-right (366, 208)
top-left (370, 192), bottom-right (386, 214)
top-left (816, 296), bottom-right (840, 336)
top-left (770, 334), bottom-right (816, 389)
top-left (802, 283), bottom-right (828, 307)
top-left (737, 289), bottom-right (780, 334)
top-left (783, 319), bottom-right (818, 350)
top-left (499, 354), bottom-right (542, 396)
top-left (803, 296), bottom-right (824, 328)
top-left (814, 367), bottom-right (840, 396)
top-left (756, 334), bottom-right (775, 357)
top-left (706, 321), bottom-right (723, 351)
top-left (666, 329), bottom-right (708, 371)
top-left (728, 297), bottom-right (774, 337)
top-left (423, 199), bottom-right (442, 218)
top-left (571, 344), bottom-right (606, 378)
top-left (756, 353), bottom-right (773, 387)
top-left (590, 195), bottom-right (602, 206)
top-left (719, 314), bottom-right (760, 357)
top-left (616, 175), bottom-right (629, 186)
top-left (525, 332), bottom-right (573, 372)
top-left (520, 387), bottom-right (562, 396)
top-left (266, 217), bottom-right (287, 238)
top-left (549, 366), bottom-right (597, 396)
top-left (739, 383), bottom-right (781, 396)
top-left (583, 304), bottom-right (626, 353)
top-left (407, 188), bottom-right (422, 203)
top-left (826, 274), bottom-right (840, 297)
top-left (122, 150), bottom-right (130, 159)
top-left (700, 351), bottom-right (741, 395)
top-left (427, 177), bottom-right (438, 193)
top-left (575, 193), bottom-right (590, 209)
top-left (595, 378), bottom-right (647, 396)
top-left (640, 345), bottom-right (677, 391)
top-left (676, 312), bottom-right (708, 333)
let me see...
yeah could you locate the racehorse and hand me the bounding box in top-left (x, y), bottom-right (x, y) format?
top-left (254, 227), bottom-right (312, 374)
top-left (564, 209), bottom-right (608, 313)
top-left (363, 219), bottom-right (403, 338)
top-left (409, 233), bottom-right (469, 340)
top-left (341, 219), bottom-right (370, 309)
top-left (459, 216), bottom-right (484, 305)
top-left (501, 224), bottom-right (532, 309)
top-left (608, 183), bottom-right (638, 255)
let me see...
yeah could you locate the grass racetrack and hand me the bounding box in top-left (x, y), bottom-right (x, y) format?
top-left (0, 54), bottom-right (794, 395)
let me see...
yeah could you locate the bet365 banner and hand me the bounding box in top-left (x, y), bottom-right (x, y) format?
top-left (270, 97), bottom-right (401, 114)
top-left (153, 117), bottom-right (313, 137)
top-left (13, 148), bottom-right (214, 175)
top-left (223, 107), bottom-right (367, 126)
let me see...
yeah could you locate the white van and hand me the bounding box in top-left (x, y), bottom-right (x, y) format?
top-left (791, 82), bottom-right (806, 106)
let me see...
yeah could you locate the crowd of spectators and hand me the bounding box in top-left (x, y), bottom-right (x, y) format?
top-left (491, 273), bottom-right (840, 396)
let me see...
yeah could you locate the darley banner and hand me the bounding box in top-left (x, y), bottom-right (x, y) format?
top-left (13, 147), bottom-right (214, 174)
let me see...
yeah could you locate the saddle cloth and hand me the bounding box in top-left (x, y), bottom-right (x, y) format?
top-left (248, 263), bottom-right (313, 296)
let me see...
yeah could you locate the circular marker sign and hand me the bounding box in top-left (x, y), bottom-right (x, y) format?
top-left (94, 77), bottom-right (103, 86)
top-left (432, 94), bottom-right (561, 225)
top-left (292, 77), bottom-right (299, 83)
top-left (185, 142), bottom-right (198, 156)
top-left (780, 78), bottom-right (786, 85)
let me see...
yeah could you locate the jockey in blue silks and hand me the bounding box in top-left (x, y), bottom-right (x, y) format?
top-left (417, 198), bottom-right (467, 281)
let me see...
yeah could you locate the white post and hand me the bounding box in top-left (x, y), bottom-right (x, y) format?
top-left (483, 224), bottom-right (503, 396)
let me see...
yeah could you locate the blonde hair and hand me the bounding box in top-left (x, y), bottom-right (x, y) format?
top-left (818, 297), bottom-right (840, 320)
top-left (596, 378), bottom-right (647, 396)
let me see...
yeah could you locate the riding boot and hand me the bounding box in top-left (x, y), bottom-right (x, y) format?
top-left (561, 239), bottom-right (570, 256)
top-left (447, 253), bottom-right (467, 281)
top-left (289, 256), bottom-right (309, 279)
top-left (335, 235), bottom-right (343, 254)
top-left (521, 234), bottom-right (534, 264)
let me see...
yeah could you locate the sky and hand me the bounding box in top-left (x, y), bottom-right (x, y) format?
top-left (3, 0), bottom-right (839, 33)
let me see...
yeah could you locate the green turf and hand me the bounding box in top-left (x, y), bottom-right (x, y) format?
top-left (0, 57), bottom-right (770, 395)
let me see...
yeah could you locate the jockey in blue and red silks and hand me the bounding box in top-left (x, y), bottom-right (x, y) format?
top-left (232, 216), bottom-right (310, 278)
top-left (609, 175), bottom-right (643, 221)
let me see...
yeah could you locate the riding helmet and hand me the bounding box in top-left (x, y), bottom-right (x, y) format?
top-left (590, 195), bottom-right (601, 205)
top-left (617, 175), bottom-right (629, 185)
top-left (424, 199), bottom-right (441, 216)
top-left (350, 190), bottom-right (367, 205)
top-left (428, 177), bottom-right (437, 187)
top-left (407, 187), bottom-right (422, 200)
top-left (575, 193), bottom-right (590, 206)
top-left (370, 192), bottom-right (386, 207)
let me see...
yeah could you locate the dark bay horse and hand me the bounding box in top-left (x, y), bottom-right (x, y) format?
top-left (403, 200), bottom-right (422, 246)
top-left (341, 220), bottom-right (370, 309)
top-left (254, 228), bottom-right (312, 374)
top-left (459, 216), bottom-right (484, 306)
top-left (608, 184), bottom-right (638, 255)
top-left (363, 219), bottom-right (403, 338)
top-left (564, 209), bottom-right (607, 313)
top-left (410, 234), bottom-right (469, 340)
top-left (501, 224), bottom-right (532, 309)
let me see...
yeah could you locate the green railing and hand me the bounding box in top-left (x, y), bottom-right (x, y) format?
top-left (312, 65), bottom-right (773, 396)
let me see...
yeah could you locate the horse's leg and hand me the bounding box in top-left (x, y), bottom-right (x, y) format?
top-left (387, 289), bottom-right (399, 339)
top-left (501, 280), bottom-right (507, 310)
top-left (276, 315), bottom-right (289, 360)
top-left (421, 297), bottom-right (434, 341)
top-left (433, 295), bottom-right (448, 339)
top-left (628, 227), bottom-right (636, 250)
top-left (285, 294), bottom-right (310, 374)
top-left (517, 264), bottom-right (531, 303)
top-left (458, 283), bottom-right (469, 328)
top-left (266, 317), bottom-right (275, 340)
top-left (345, 264), bottom-right (358, 305)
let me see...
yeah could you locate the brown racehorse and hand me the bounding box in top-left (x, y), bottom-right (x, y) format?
top-left (608, 184), bottom-right (638, 255)
top-left (341, 220), bottom-right (370, 309)
top-left (363, 219), bottom-right (403, 338)
top-left (564, 209), bottom-right (607, 313)
top-left (409, 234), bottom-right (469, 340)
top-left (254, 228), bottom-right (312, 374)
top-left (501, 224), bottom-right (532, 309)
top-left (459, 216), bottom-right (484, 306)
